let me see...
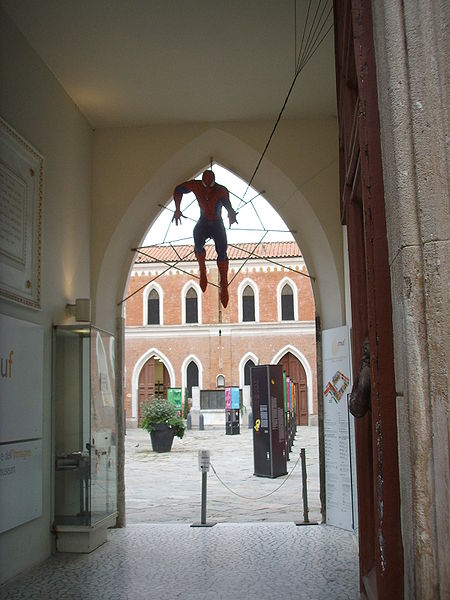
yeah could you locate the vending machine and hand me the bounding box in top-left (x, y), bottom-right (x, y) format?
top-left (225, 387), bottom-right (240, 435)
top-left (251, 365), bottom-right (287, 478)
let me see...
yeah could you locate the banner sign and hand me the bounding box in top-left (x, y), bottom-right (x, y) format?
top-left (167, 388), bottom-right (182, 411)
top-left (322, 326), bottom-right (355, 531)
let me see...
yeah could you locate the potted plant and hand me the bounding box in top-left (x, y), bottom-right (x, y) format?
top-left (141, 397), bottom-right (185, 452)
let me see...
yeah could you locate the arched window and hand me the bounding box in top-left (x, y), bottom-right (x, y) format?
top-left (147, 289), bottom-right (160, 325)
top-left (244, 359), bottom-right (256, 386)
top-left (281, 284), bottom-right (294, 321)
top-left (217, 374), bottom-right (225, 388)
top-left (186, 361), bottom-right (199, 397)
top-left (185, 287), bottom-right (198, 323)
top-left (242, 285), bottom-right (255, 322)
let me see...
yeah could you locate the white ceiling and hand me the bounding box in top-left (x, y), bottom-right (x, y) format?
top-left (2, 0), bottom-right (336, 128)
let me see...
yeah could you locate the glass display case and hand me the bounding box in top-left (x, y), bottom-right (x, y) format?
top-left (53, 324), bottom-right (117, 551)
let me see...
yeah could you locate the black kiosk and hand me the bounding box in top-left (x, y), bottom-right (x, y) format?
top-left (225, 387), bottom-right (240, 435)
top-left (251, 364), bottom-right (287, 478)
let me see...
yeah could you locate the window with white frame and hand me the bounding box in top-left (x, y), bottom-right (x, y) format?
top-left (244, 359), bottom-right (256, 385)
top-left (147, 288), bottom-right (160, 325)
top-left (281, 283), bottom-right (294, 320)
top-left (242, 285), bottom-right (255, 322)
top-left (277, 277), bottom-right (298, 321)
top-left (143, 282), bottom-right (164, 325)
top-left (186, 360), bottom-right (199, 397)
top-left (238, 278), bottom-right (259, 322)
top-left (185, 287), bottom-right (198, 323)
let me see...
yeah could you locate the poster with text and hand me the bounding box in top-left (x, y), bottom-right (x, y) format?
top-left (322, 326), bottom-right (355, 531)
top-left (0, 314), bottom-right (43, 443)
top-left (0, 439), bottom-right (42, 532)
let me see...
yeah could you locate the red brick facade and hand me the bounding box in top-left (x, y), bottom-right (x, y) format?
top-left (124, 242), bottom-right (317, 424)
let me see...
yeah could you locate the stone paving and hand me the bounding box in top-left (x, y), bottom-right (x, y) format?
top-left (0, 523), bottom-right (360, 599)
top-left (125, 425), bottom-right (322, 525)
top-left (0, 425), bottom-right (361, 599)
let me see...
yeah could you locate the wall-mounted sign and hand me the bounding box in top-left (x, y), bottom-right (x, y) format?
top-left (0, 314), bottom-right (43, 443)
top-left (0, 118), bottom-right (43, 309)
top-left (322, 326), bottom-right (355, 531)
top-left (0, 439), bottom-right (42, 533)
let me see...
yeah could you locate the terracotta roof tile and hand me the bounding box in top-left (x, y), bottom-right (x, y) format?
top-left (134, 242), bottom-right (301, 264)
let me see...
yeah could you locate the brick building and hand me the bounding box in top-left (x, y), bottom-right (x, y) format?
top-left (124, 241), bottom-right (317, 427)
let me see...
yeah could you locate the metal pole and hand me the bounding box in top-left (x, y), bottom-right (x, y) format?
top-left (201, 471), bottom-right (207, 525)
top-left (301, 448), bottom-right (309, 523)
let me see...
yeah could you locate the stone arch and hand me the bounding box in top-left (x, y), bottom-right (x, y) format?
top-left (271, 345), bottom-right (314, 416)
top-left (131, 348), bottom-right (175, 419)
top-left (95, 127), bottom-right (343, 333)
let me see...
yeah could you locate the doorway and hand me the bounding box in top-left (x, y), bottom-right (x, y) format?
top-left (138, 356), bottom-right (170, 421)
top-left (277, 352), bottom-right (308, 425)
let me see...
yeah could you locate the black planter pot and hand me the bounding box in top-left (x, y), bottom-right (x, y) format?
top-left (150, 422), bottom-right (175, 452)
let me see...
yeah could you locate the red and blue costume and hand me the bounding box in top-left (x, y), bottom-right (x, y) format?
top-left (173, 170), bottom-right (237, 307)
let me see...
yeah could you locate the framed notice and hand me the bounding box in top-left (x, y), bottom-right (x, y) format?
top-left (0, 117), bottom-right (43, 309)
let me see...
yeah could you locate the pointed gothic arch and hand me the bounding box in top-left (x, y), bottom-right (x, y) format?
top-left (131, 348), bottom-right (175, 420)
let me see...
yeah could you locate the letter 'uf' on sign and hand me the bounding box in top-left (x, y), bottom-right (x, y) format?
top-left (198, 449), bottom-right (210, 472)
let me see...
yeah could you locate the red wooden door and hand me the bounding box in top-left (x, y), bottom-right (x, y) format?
top-left (334, 1), bottom-right (403, 598)
top-left (278, 352), bottom-right (308, 425)
top-left (138, 357), bottom-right (156, 421)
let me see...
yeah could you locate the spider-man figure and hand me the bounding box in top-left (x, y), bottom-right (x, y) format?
top-left (173, 170), bottom-right (237, 308)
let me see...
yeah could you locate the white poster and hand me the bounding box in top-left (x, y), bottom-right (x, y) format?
top-left (322, 326), bottom-right (355, 531)
top-left (0, 314), bottom-right (43, 443)
top-left (0, 439), bottom-right (42, 532)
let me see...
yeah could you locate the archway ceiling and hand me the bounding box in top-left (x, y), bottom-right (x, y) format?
top-left (3, 0), bottom-right (336, 128)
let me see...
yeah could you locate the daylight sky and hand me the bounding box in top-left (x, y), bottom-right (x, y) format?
top-left (143, 164), bottom-right (294, 248)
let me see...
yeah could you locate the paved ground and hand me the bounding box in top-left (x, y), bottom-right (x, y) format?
top-left (1, 426), bottom-right (361, 599)
top-left (0, 523), bottom-right (360, 599)
top-left (125, 425), bottom-right (322, 525)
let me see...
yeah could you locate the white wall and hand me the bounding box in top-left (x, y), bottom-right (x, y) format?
top-left (0, 10), bottom-right (93, 583)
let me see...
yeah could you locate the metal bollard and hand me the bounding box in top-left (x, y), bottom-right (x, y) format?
top-left (295, 447), bottom-right (318, 526)
top-left (187, 413), bottom-right (192, 430)
top-left (199, 413), bottom-right (204, 430)
top-left (248, 410), bottom-right (253, 428)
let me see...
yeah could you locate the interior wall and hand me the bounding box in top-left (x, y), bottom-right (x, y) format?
top-left (0, 10), bottom-right (93, 583)
top-left (92, 120), bottom-right (344, 333)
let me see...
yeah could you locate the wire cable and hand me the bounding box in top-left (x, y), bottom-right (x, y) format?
top-left (209, 453), bottom-right (301, 501)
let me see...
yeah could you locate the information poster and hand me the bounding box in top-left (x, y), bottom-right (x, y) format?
top-left (230, 387), bottom-right (240, 409)
top-left (322, 326), bottom-right (355, 531)
top-left (167, 388), bottom-right (182, 412)
top-left (0, 440), bottom-right (42, 533)
top-left (0, 314), bottom-right (43, 443)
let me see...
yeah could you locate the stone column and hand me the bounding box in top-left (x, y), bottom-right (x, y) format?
top-left (371, 2), bottom-right (449, 597)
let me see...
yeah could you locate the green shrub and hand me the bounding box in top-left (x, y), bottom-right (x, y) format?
top-left (141, 397), bottom-right (185, 439)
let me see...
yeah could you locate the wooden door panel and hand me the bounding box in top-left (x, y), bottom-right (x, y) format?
top-left (334, 1), bottom-right (403, 597)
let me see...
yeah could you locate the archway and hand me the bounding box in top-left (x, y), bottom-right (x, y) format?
top-left (97, 128), bottom-right (341, 530)
top-left (94, 127), bottom-right (343, 332)
top-left (137, 356), bottom-right (170, 421)
top-left (131, 348), bottom-right (175, 421)
top-left (277, 351), bottom-right (308, 425)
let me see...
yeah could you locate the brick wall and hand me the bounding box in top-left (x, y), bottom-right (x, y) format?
top-left (124, 250), bottom-right (317, 422)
